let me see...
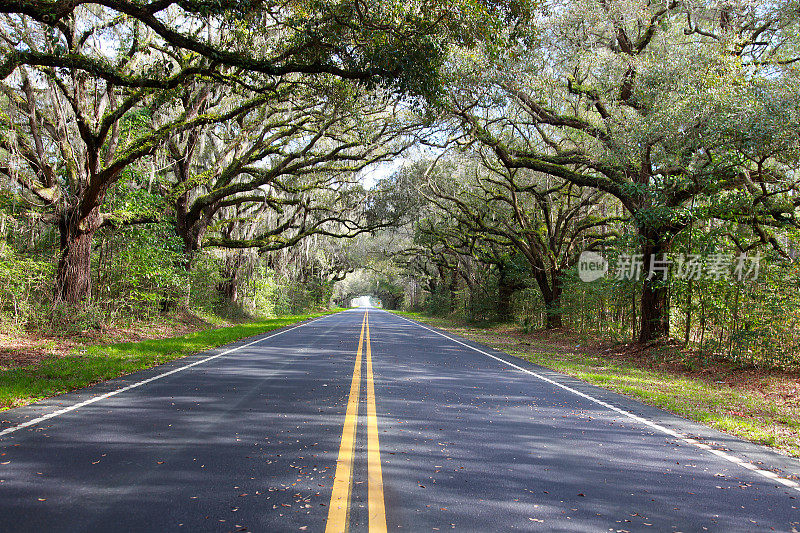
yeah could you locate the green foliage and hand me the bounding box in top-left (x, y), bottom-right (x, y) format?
top-left (32, 302), bottom-right (107, 337)
top-left (516, 287), bottom-right (545, 332)
top-left (463, 285), bottom-right (498, 325)
top-left (105, 184), bottom-right (165, 224)
top-left (718, 258), bottom-right (800, 370)
top-left (282, 275), bottom-right (334, 315)
top-left (97, 224), bottom-right (188, 317)
top-left (558, 223), bottom-right (800, 370)
top-left (245, 273), bottom-right (282, 318)
top-left (425, 286), bottom-right (454, 316)
top-left (0, 242), bottom-right (53, 331)
top-left (188, 252), bottom-right (226, 312)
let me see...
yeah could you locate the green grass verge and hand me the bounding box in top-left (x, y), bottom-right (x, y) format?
top-left (0, 311), bottom-right (336, 411)
top-left (509, 350), bottom-right (799, 456)
top-left (392, 311), bottom-right (800, 458)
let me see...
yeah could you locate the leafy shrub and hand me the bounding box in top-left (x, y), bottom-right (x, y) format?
top-left (242, 268), bottom-right (281, 318)
top-left (188, 251), bottom-right (225, 312)
top-left (96, 224), bottom-right (188, 317)
top-left (0, 242), bottom-right (53, 332)
top-left (34, 301), bottom-right (107, 336)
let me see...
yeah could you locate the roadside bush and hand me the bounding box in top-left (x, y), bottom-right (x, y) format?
top-left (97, 224), bottom-right (188, 318)
top-left (0, 242), bottom-right (53, 332)
top-left (188, 251), bottom-right (225, 313)
top-left (34, 301), bottom-right (107, 336)
top-left (242, 267), bottom-right (281, 318)
top-left (425, 287), bottom-right (454, 316)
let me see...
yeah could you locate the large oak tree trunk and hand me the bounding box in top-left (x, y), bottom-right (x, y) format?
top-left (639, 282), bottom-right (669, 342)
top-left (638, 239), bottom-right (670, 343)
top-left (497, 278), bottom-right (515, 322)
top-left (534, 270), bottom-right (563, 329)
top-left (171, 196), bottom-right (217, 310)
top-left (545, 279), bottom-right (563, 329)
top-left (55, 208), bottom-right (100, 304)
top-left (497, 267), bottom-right (525, 323)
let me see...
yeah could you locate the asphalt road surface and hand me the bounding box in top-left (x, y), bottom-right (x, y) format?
top-left (1, 309), bottom-right (799, 532)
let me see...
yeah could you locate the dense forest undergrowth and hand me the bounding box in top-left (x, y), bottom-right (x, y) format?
top-left (0, 225), bottom-right (344, 369)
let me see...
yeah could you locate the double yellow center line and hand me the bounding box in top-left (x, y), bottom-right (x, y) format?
top-left (326, 310), bottom-right (386, 532)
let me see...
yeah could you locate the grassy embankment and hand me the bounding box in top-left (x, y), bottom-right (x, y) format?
top-left (0, 311), bottom-right (338, 411)
top-left (392, 311), bottom-right (800, 459)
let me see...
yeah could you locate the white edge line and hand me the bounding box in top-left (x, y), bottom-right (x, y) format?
top-left (390, 312), bottom-right (800, 493)
top-left (0, 313), bottom-right (339, 438)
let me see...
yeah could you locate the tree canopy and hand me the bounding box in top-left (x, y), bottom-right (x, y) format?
top-left (1, 0), bottom-right (799, 362)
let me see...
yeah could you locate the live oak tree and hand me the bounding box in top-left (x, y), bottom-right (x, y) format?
top-left (451, 0), bottom-right (800, 342)
top-left (154, 77), bottom-right (419, 308)
top-left (0, 0), bottom-right (454, 97)
top-left (399, 228), bottom-right (467, 315)
top-left (0, 0), bottom-right (467, 303)
top-left (330, 182), bottom-right (428, 310)
top-left (163, 79), bottom-right (415, 256)
top-left (411, 217), bottom-right (509, 318)
top-left (371, 158), bottom-right (531, 320)
top-left (0, 16), bottom-right (276, 303)
top-left (478, 246), bottom-right (530, 323)
top-left (417, 151), bottom-right (619, 328)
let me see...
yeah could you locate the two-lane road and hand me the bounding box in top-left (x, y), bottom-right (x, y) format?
top-left (0, 309), bottom-right (798, 531)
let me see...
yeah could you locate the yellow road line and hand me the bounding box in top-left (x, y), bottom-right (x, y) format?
top-left (365, 312), bottom-right (387, 532)
top-left (325, 311), bottom-right (367, 533)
